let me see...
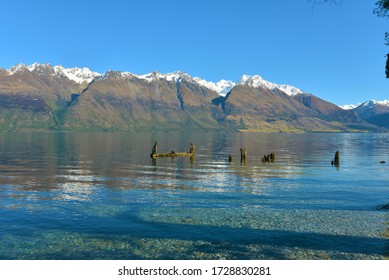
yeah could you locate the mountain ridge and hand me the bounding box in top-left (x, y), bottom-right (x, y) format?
top-left (3, 63), bottom-right (306, 98)
top-left (0, 63), bottom-right (385, 132)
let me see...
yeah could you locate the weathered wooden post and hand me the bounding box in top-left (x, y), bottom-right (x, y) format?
top-left (189, 143), bottom-right (195, 154)
top-left (332, 151), bottom-right (340, 166)
top-left (151, 141), bottom-right (158, 155)
top-left (240, 148), bottom-right (247, 161)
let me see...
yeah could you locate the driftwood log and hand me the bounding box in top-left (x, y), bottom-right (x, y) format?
top-left (150, 142), bottom-right (195, 158)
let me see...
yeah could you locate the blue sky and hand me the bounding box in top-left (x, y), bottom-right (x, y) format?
top-left (0, 0), bottom-right (387, 105)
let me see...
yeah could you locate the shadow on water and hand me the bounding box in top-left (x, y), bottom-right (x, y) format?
top-left (102, 214), bottom-right (389, 259)
top-left (3, 208), bottom-right (387, 260)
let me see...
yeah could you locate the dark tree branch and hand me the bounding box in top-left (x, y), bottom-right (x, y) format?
top-left (386, 53), bottom-right (389, 78)
top-left (374, 0), bottom-right (389, 18)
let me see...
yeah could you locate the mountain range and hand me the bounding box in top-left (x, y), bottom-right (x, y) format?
top-left (0, 63), bottom-right (387, 132)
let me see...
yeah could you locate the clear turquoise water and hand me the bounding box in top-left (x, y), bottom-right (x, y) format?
top-left (0, 132), bottom-right (388, 259)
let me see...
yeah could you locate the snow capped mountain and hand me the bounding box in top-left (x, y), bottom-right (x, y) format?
top-left (137, 72), bottom-right (304, 97)
top-left (138, 71), bottom-right (235, 96)
top-left (340, 103), bottom-right (361, 110)
top-left (358, 100), bottom-right (389, 109)
top-left (238, 74), bottom-right (274, 89)
top-left (238, 74), bottom-right (304, 96)
top-left (1, 62), bottom-right (385, 132)
top-left (138, 70), bottom-right (183, 82)
top-left (8, 63), bottom-right (32, 74)
top-left (341, 100), bottom-right (389, 110)
top-left (275, 84), bottom-right (305, 96)
top-left (53, 65), bottom-right (100, 84)
top-left (341, 99), bottom-right (389, 120)
top-left (4, 63), bottom-right (305, 97)
top-left (7, 63), bottom-right (100, 84)
top-left (194, 78), bottom-right (235, 96)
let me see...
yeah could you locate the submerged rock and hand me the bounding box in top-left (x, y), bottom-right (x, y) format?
top-left (376, 203), bottom-right (389, 211)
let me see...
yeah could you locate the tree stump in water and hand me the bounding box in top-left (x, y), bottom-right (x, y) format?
top-left (262, 152), bottom-right (275, 163)
top-left (240, 148), bottom-right (247, 161)
top-left (189, 143), bottom-right (195, 154)
top-left (151, 141), bottom-right (158, 155)
top-left (332, 151), bottom-right (340, 166)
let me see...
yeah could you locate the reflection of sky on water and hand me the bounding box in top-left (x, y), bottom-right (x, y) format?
top-left (0, 132), bottom-right (388, 259)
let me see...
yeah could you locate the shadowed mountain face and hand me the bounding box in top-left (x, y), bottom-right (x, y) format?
top-left (293, 93), bottom-right (366, 124)
top-left (64, 72), bottom-right (224, 131)
top-left (0, 66), bottom-right (85, 130)
top-left (0, 64), bottom-right (381, 132)
top-left (217, 86), bottom-right (372, 132)
top-left (366, 113), bottom-right (389, 129)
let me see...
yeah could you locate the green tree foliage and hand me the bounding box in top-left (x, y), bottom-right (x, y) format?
top-left (374, 0), bottom-right (389, 18)
top-left (374, 1), bottom-right (389, 77)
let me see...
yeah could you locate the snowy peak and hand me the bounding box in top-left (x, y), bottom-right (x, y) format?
top-left (358, 100), bottom-right (389, 109)
top-left (7, 63), bottom-right (100, 84)
top-left (340, 103), bottom-right (361, 110)
top-left (138, 71), bottom-right (235, 96)
top-left (340, 99), bottom-right (389, 120)
top-left (276, 84), bottom-right (305, 96)
top-left (238, 74), bottom-right (304, 96)
top-left (4, 63), bottom-right (305, 96)
top-left (97, 70), bottom-right (139, 81)
top-left (238, 74), bottom-right (274, 89)
top-left (195, 79), bottom-right (235, 96)
top-left (138, 72), bottom-right (305, 97)
top-left (8, 63), bottom-right (34, 74)
top-left (341, 100), bottom-right (389, 110)
top-left (53, 65), bottom-right (100, 84)
top-left (139, 70), bottom-right (184, 82)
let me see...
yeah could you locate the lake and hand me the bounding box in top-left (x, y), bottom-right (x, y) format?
top-left (0, 132), bottom-right (388, 259)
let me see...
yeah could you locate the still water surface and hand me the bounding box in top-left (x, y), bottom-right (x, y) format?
top-left (0, 132), bottom-right (388, 259)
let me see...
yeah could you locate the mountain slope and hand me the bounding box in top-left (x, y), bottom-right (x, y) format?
top-left (0, 63), bottom-right (87, 130)
top-left (366, 112), bottom-right (389, 129)
top-left (218, 85), bottom-right (351, 132)
top-left (64, 71), bottom-right (224, 131)
top-left (292, 93), bottom-right (366, 125)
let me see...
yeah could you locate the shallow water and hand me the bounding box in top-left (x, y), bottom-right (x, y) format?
top-left (0, 132), bottom-right (388, 259)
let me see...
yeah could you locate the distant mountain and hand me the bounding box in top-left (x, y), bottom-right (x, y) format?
top-left (341, 100), bottom-right (389, 129)
top-left (336, 100), bottom-right (389, 129)
top-left (0, 63), bottom-right (382, 132)
top-left (351, 100), bottom-right (389, 119)
top-left (340, 103), bottom-right (362, 110)
top-left (292, 93), bottom-right (365, 124)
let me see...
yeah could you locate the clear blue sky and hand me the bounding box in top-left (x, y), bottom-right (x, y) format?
top-left (0, 0), bottom-right (387, 105)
